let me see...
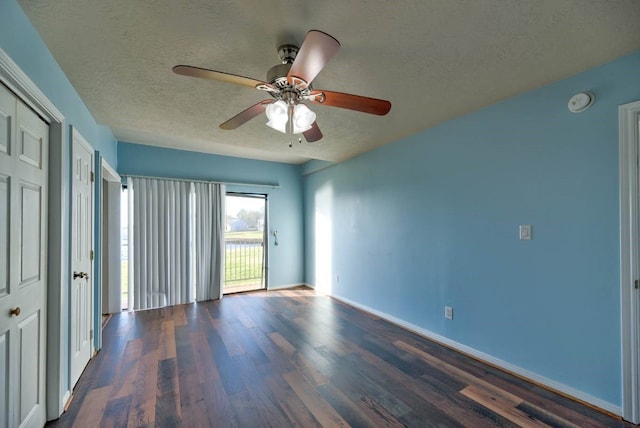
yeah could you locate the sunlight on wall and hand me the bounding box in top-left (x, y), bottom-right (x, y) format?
top-left (314, 183), bottom-right (333, 294)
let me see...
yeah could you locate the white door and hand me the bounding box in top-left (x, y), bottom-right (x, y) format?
top-left (0, 84), bottom-right (48, 428)
top-left (70, 129), bottom-right (94, 389)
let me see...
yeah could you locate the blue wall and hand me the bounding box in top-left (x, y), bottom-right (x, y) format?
top-left (304, 50), bottom-right (640, 406)
top-left (118, 142), bottom-right (305, 288)
top-left (0, 1), bottom-right (117, 165)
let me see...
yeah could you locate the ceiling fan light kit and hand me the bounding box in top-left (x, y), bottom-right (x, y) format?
top-left (173, 30), bottom-right (391, 146)
top-left (266, 99), bottom-right (316, 134)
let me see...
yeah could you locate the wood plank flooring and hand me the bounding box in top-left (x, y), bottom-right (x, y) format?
top-left (47, 288), bottom-right (631, 427)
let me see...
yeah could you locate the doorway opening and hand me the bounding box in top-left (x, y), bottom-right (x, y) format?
top-left (120, 186), bottom-right (129, 310)
top-left (99, 159), bottom-right (121, 341)
top-left (224, 193), bottom-right (267, 294)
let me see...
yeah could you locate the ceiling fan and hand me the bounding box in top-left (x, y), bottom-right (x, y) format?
top-left (173, 30), bottom-right (391, 145)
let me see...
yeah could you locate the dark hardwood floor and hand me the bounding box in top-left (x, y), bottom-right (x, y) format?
top-left (47, 287), bottom-right (630, 427)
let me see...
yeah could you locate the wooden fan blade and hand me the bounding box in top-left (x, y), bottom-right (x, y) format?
top-left (220, 100), bottom-right (272, 130)
top-left (173, 65), bottom-right (274, 91)
top-left (287, 30), bottom-right (340, 86)
top-left (303, 121), bottom-right (323, 142)
top-left (310, 90), bottom-right (391, 115)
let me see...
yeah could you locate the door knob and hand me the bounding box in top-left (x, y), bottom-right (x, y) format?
top-left (9, 307), bottom-right (20, 317)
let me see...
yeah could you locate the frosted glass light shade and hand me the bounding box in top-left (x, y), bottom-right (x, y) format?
top-left (266, 100), bottom-right (288, 133)
top-left (292, 103), bottom-right (316, 133)
top-left (266, 119), bottom-right (286, 133)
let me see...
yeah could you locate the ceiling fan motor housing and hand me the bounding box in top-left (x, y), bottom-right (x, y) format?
top-left (266, 63), bottom-right (292, 88)
top-left (267, 44), bottom-right (298, 87)
top-left (267, 45), bottom-right (314, 103)
top-left (267, 44), bottom-right (313, 93)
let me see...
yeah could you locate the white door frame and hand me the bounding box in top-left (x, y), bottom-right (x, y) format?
top-left (0, 49), bottom-right (69, 419)
top-left (99, 158), bottom-right (120, 348)
top-left (620, 99), bottom-right (640, 424)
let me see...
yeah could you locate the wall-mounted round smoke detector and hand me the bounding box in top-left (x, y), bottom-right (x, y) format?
top-left (568, 92), bottom-right (595, 113)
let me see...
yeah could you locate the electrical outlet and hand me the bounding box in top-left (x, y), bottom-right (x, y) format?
top-left (445, 306), bottom-right (453, 320)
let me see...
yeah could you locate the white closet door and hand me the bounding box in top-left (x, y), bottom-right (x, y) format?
top-left (0, 84), bottom-right (48, 428)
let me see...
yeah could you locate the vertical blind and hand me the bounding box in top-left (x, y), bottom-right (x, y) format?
top-left (129, 177), bottom-right (225, 310)
top-left (193, 182), bottom-right (225, 302)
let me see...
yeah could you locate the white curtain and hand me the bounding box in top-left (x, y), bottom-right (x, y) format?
top-left (193, 182), bottom-right (225, 301)
top-left (129, 177), bottom-right (226, 310)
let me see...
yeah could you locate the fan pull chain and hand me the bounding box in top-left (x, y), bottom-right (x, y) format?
top-left (288, 137), bottom-right (302, 148)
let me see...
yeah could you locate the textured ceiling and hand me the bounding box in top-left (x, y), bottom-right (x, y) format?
top-left (17, 0), bottom-right (640, 164)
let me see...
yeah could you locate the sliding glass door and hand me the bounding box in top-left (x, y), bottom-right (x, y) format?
top-left (224, 193), bottom-right (267, 294)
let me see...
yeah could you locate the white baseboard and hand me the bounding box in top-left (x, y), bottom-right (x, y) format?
top-left (327, 292), bottom-right (622, 417)
top-left (61, 389), bottom-right (71, 414)
top-left (267, 283), bottom-right (308, 291)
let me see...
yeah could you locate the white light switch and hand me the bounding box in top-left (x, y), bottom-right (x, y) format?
top-left (445, 306), bottom-right (453, 320)
top-left (519, 224), bottom-right (532, 240)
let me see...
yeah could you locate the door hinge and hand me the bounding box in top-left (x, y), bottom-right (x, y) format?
top-left (635, 279), bottom-right (639, 289)
top-left (90, 250), bottom-right (94, 261)
top-left (90, 171), bottom-right (94, 182)
top-left (90, 330), bottom-right (94, 339)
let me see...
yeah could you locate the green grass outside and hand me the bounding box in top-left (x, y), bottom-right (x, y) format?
top-left (225, 230), bottom-right (264, 241)
top-left (224, 245), bottom-right (264, 287)
top-left (225, 230), bottom-right (264, 288)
